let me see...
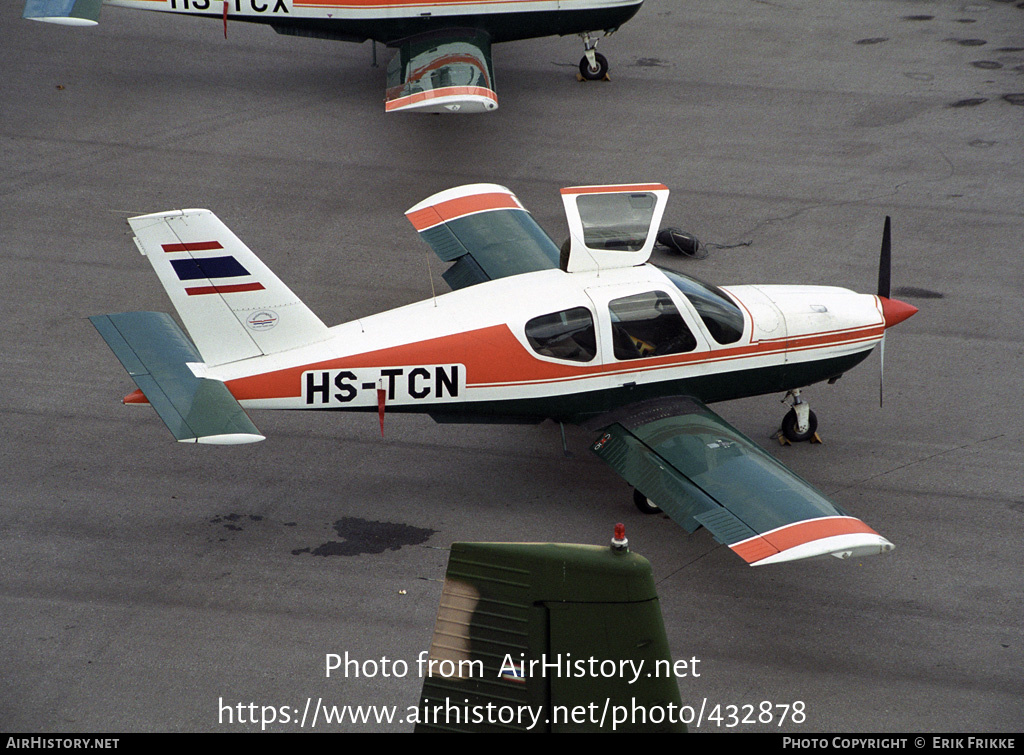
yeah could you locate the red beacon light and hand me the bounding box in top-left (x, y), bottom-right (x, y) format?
top-left (611, 523), bottom-right (629, 552)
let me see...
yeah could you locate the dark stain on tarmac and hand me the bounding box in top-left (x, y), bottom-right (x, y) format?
top-left (292, 517), bottom-right (435, 557)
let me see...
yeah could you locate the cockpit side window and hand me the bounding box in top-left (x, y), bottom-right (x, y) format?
top-left (525, 307), bottom-right (597, 363)
top-left (662, 269), bottom-right (745, 345)
top-left (608, 290), bottom-right (696, 360)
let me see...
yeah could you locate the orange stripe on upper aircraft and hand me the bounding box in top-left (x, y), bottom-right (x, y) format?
top-left (293, 0), bottom-right (551, 8)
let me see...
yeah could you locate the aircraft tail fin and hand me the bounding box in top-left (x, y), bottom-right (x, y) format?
top-left (24, 0), bottom-right (102, 25)
top-left (415, 535), bottom-right (684, 732)
top-left (90, 312), bottom-right (264, 445)
top-left (127, 209), bottom-right (329, 367)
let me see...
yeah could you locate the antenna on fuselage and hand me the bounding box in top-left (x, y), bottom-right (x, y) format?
top-left (425, 245), bottom-right (438, 307)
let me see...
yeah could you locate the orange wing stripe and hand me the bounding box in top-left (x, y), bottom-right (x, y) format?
top-left (731, 517), bottom-right (878, 563)
top-left (406, 190), bottom-right (518, 231)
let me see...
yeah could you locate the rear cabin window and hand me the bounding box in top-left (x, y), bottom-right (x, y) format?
top-left (662, 269), bottom-right (745, 345)
top-left (525, 307), bottom-right (597, 363)
top-left (608, 291), bottom-right (697, 360)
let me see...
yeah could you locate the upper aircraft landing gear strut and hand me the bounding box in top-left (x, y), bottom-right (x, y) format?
top-left (578, 32), bottom-right (610, 81)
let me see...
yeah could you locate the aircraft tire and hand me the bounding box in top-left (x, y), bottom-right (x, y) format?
top-left (579, 52), bottom-right (609, 81)
top-left (781, 408), bottom-right (818, 442)
top-left (633, 489), bottom-right (662, 514)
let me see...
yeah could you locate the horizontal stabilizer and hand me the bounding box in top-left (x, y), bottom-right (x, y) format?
top-left (91, 312), bottom-right (264, 445)
top-left (24, 0), bottom-right (101, 25)
top-left (590, 397), bottom-right (893, 566)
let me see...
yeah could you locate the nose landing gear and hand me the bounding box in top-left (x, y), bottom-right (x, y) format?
top-left (779, 390), bottom-right (821, 444)
top-left (577, 32), bottom-right (611, 81)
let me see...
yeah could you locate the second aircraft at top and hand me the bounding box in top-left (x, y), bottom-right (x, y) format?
top-left (23, 0), bottom-right (644, 112)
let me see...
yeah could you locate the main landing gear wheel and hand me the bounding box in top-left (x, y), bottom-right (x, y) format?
top-left (579, 52), bottom-right (609, 81)
top-left (781, 407), bottom-right (818, 443)
top-left (633, 489), bottom-right (661, 514)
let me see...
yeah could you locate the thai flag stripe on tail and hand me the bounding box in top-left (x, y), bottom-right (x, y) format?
top-left (171, 256), bottom-right (251, 281)
top-left (161, 241), bottom-right (266, 296)
top-left (185, 282), bottom-right (265, 296)
top-left (162, 241), bottom-right (224, 253)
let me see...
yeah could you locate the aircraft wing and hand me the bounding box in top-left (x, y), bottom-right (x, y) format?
top-left (588, 397), bottom-right (894, 566)
top-left (385, 30), bottom-right (498, 114)
top-left (405, 184), bottom-right (561, 290)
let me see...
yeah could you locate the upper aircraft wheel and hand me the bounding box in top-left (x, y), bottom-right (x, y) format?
top-left (633, 489), bottom-right (662, 515)
top-left (579, 52), bottom-right (609, 81)
top-left (781, 408), bottom-right (818, 443)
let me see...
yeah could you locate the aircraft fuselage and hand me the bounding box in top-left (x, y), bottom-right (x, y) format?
top-left (198, 264), bottom-right (887, 424)
top-left (105, 0), bottom-right (645, 44)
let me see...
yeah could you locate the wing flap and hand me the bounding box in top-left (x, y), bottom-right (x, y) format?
top-left (591, 397), bottom-right (893, 566)
top-left (406, 184), bottom-right (560, 290)
top-left (385, 30), bottom-right (498, 114)
top-left (91, 312), bottom-right (264, 444)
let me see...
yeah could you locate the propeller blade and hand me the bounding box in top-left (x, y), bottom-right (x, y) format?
top-left (877, 216), bottom-right (891, 299)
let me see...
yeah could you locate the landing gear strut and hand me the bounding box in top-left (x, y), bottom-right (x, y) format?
top-left (578, 32), bottom-right (610, 81)
top-left (780, 389), bottom-right (820, 443)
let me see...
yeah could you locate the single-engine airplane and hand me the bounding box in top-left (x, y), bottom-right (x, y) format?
top-left (90, 183), bottom-right (918, 566)
top-left (23, 0), bottom-right (642, 112)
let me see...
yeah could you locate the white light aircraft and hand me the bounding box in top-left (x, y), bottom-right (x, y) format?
top-left (90, 183), bottom-right (918, 566)
top-left (23, 0), bottom-right (642, 112)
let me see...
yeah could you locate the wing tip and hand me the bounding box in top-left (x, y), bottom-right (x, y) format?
top-left (178, 433), bottom-right (266, 445)
top-left (748, 532), bottom-right (895, 567)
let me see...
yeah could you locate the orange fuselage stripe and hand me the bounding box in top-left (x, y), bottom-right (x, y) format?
top-left (224, 320), bottom-right (881, 400)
